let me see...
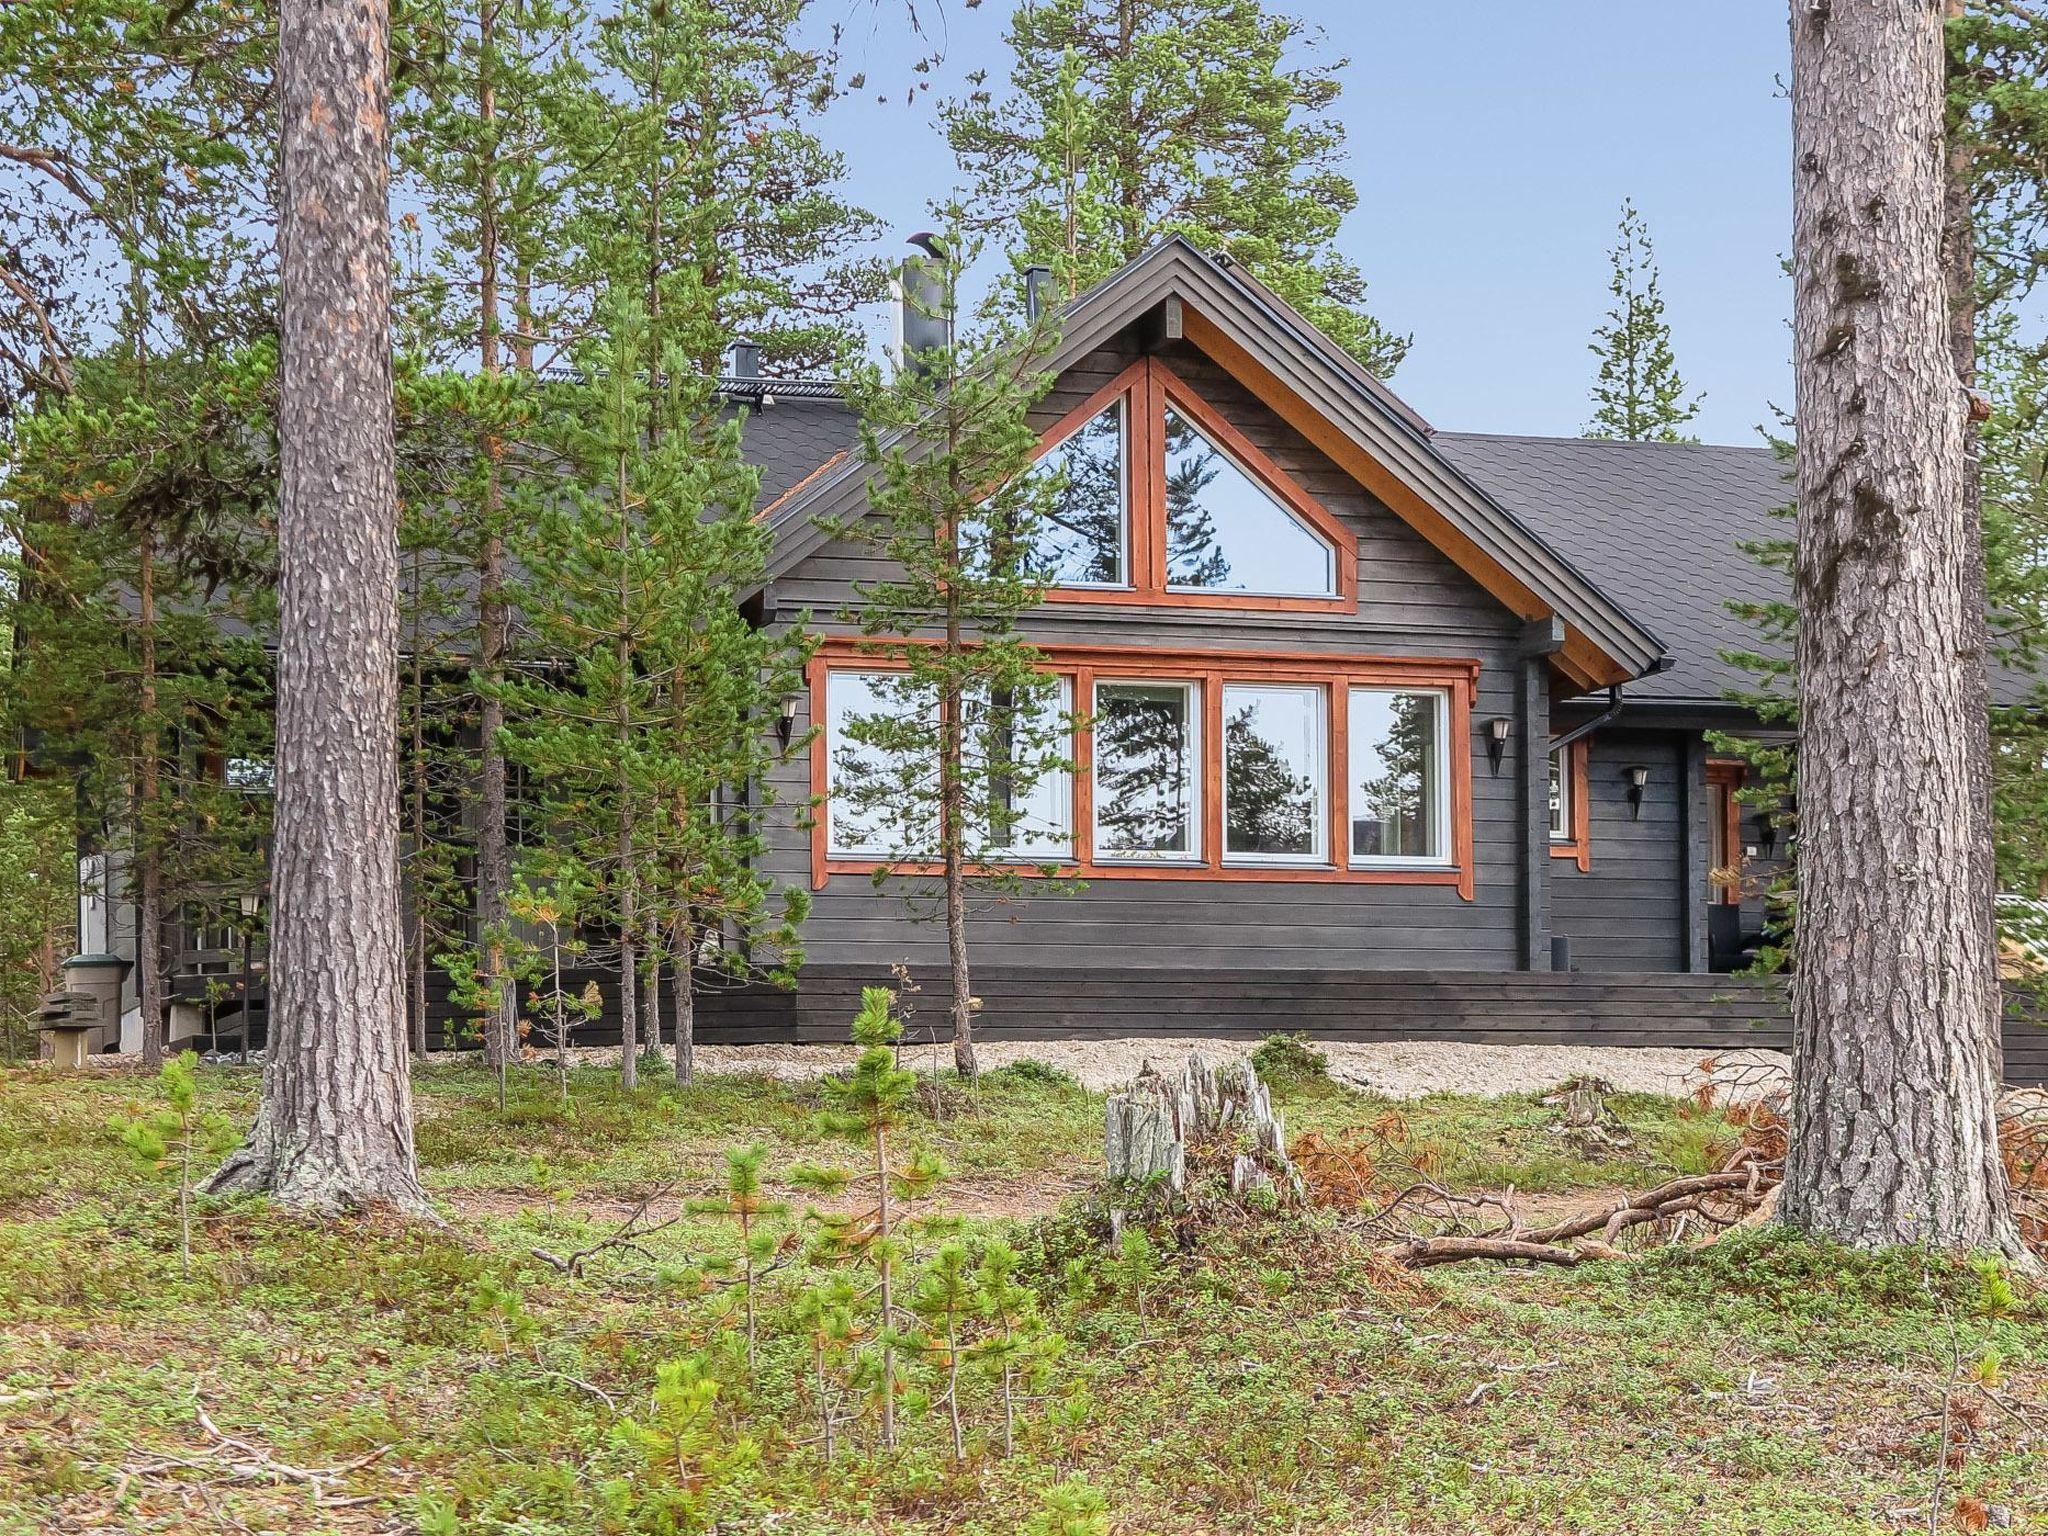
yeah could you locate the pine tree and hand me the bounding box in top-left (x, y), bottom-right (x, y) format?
top-left (0, 0), bottom-right (275, 416)
top-left (1583, 200), bottom-right (1702, 443)
top-left (825, 229), bottom-right (1071, 1078)
top-left (945, 0), bottom-right (1405, 375)
top-left (501, 283), bottom-right (809, 1090)
top-left (395, 0), bottom-right (585, 1071)
top-left (567, 0), bottom-right (881, 375)
top-left (207, 0), bottom-right (428, 1213)
top-left (1783, 0), bottom-right (2019, 1252)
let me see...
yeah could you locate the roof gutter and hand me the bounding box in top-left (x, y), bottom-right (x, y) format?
top-left (1549, 657), bottom-right (1674, 749)
top-left (1550, 687), bottom-right (1624, 751)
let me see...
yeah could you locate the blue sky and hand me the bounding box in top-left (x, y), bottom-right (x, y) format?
top-left (805, 1), bottom-right (1792, 447)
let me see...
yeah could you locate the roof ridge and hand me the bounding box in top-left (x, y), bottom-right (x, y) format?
top-left (1435, 429), bottom-right (1779, 455)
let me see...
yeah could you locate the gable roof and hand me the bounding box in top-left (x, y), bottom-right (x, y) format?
top-left (757, 237), bottom-right (1668, 690)
top-left (1434, 434), bottom-right (1791, 707)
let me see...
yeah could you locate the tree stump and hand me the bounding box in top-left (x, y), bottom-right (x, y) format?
top-left (1103, 1052), bottom-right (1303, 1231)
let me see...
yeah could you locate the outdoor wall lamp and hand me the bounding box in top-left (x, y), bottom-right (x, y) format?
top-left (1626, 764), bottom-right (1650, 819)
top-left (777, 692), bottom-right (800, 747)
top-left (1757, 811), bottom-right (1778, 859)
top-left (1485, 716), bottom-right (1511, 776)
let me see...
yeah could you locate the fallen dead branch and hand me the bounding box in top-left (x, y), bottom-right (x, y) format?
top-left (530, 1178), bottom-right (684, 1276)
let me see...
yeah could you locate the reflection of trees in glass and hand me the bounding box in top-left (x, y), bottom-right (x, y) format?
top-left (1028, 402), bottom-right (1124, 584)
top-left (829, 673), bottom-right (941, 858)
top-left (1224, 702), bottom-right (1316, 855)
top-left (830, 672), bottom-right (1071, 861)
top-left (1353, 693), bottom-right (1438, 858)
top-left (1094, 685), bottom-right (1193, 854)
top-left (1162, 410), bottom-right (1232, 588)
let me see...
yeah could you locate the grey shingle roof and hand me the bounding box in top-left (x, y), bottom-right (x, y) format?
top-left (1434, 433), bottom-right (1792, 705)
top-left (730, 394), bottom-right (857, 511)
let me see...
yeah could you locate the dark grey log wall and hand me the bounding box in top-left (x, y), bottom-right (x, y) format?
top-left (765, 327), bottom-right (1538, 975)
top-left (1552, 730), bottom-right (1690, 972)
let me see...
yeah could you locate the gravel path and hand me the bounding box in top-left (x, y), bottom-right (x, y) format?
top-left (499, 1037), bottom-right (1791, 1100)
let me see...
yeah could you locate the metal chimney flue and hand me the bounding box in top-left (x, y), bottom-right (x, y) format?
top-left (1023, 264), bottom-right (1053, 324)
top-left (893, 232), bottom-right (955, 375)
top-left (729, 340), bottom-right (762, 379)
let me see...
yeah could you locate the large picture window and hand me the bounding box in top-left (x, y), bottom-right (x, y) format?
top-left (1092, 680), bottom-right (1200, 860)
top-left (826, 670), bottom-right (1072, 861)
top-left (811, 644), bottom-right (1475, 897)
top-left (1223, 684), bottom-right (1326, 862)
top-left (1349, 688), bottom-right (1447, 865)
top-left (1028, 357), bottom-right (1355, 611)
top-left (824, 670), bottom-right (937, 858)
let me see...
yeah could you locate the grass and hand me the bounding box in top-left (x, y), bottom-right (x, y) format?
top-left (2, 1057), bottom-right (2044, 1534)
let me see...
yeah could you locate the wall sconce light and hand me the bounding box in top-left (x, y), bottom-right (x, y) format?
top-left (1757, 811), bottom-right (1778, 859)
top-left (777, 692), bottom-right (800, 747)
top-left (1626, 764), bottom-right (1649, 819)
top-left (1485, 717), bottom-right (1511, 776)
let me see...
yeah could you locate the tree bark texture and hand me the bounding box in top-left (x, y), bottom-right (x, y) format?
top-left (208, 0), bottom-right (426, 1213)
top-left (1938, 2), bottom-right (2004, 1098)
top-left (1783, 0), bottom-right (2018, 1252)
top-left (671, 924), bottom-right (695, 1086)
top-left (135, 534), bottom-right (164, 1069)
top-left (639, 913), bottom-right (661, 1070)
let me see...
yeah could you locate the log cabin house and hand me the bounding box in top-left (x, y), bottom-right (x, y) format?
top-left (41, 237), bottom-right (2048, 1081)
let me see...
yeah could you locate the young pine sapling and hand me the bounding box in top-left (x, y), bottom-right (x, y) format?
top-left (791, 985), bottom-right (946, 1451)
top-left (686, 1143), bottom-right (790, 1373)
top-left (110, 1049), bottom-right (238, 1275)
top-left (910, 1239), bottom-right (975, 1461)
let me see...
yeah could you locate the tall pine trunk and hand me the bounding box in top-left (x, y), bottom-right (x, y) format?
top-left (476, 0), bottom-right (514, 1073)
top-left (640, 912), bottom-right (661, 1068)
top-left (135, 532), bottom-right (164, 1068)
top-left (942, 545), bottom-right (975, 1079)
top-left (1782, 0), bottom-right (2018, 1253)
top-left (614, 449), bottom-right (638, 1090)
top-left (208, 0), bottom-right (426, 1213)
top-left (672, 915), bottom-right (695, 1086)
top-left (406, 547), bottom-right (430, 1058)
top-left (1940, 1), bottom-right (2004, 1105)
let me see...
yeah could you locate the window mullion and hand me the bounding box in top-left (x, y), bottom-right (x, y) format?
top-left (1203, 669), bottom-right (1224, 871)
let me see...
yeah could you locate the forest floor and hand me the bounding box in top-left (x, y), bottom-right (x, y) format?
top-left (2, 1052), bottom-right (2045, 1534)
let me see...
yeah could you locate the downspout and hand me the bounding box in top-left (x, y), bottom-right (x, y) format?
top-left (1549, 686), bottom-right (1625, 751)
top-left (1548, 657), bottom-right (1673, 751)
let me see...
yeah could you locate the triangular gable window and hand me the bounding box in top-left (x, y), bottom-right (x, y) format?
top-left (1027, 397), bottom-right (1126, 587)
top-left (1163, 407), bottom-right (1336, 596)
top-left (1026, 356), bottom-right (1355, 611)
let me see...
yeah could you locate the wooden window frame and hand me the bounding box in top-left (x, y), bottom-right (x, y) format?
top-left (1548, 739), bottom-right (1591, 872)
top-left (1707, 760), bottom-right (1746, 906)
top-left (1033, 357), bottom-right (1359, 614)
top-left (809, 638), bottom-right (1475, 898)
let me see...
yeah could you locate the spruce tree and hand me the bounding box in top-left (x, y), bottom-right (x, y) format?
top-left (825, 229), bottom-right (1070, 1078)
top-left (945, 0), bottom-right (1405, 375)
top-left (1583, 200), bottom-right (1702, 443)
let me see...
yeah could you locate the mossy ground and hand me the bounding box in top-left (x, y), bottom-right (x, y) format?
top-left (2, 1060), bottom-right (2042, 1534)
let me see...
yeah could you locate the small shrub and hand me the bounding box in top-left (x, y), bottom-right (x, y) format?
top-left (1029, 1475), bottom-right (1111, 1536)
top-left (981, 1057), bottom-right (1080, 1091)
top-left (1249, 1033), bottom-right (1328, 1089)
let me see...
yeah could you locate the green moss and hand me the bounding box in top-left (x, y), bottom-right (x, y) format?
top-left (3, 1064), bottom-right (2044, 1535)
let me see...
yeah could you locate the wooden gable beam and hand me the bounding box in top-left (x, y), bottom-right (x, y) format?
top-left (1179, 305), bottom-right (1626, 692)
